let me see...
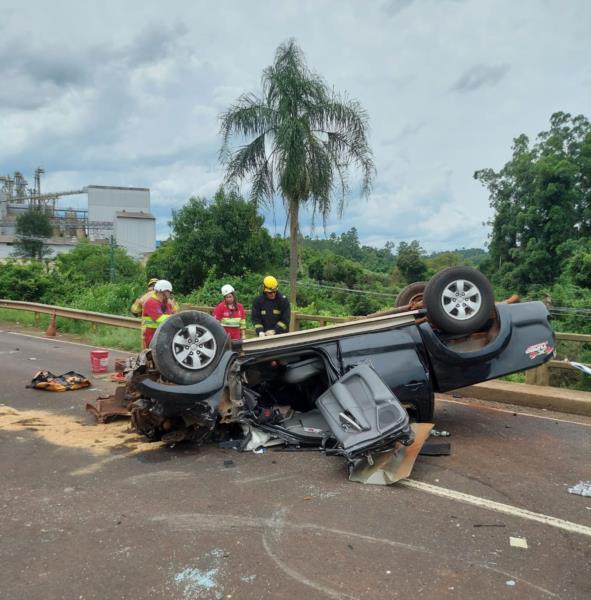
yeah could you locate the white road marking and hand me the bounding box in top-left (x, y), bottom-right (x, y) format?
top-left (438, 397), bottom-right (591, 427)
top-left (401, 479), bottom-right (591, 538)
top-left (3, 330), bottom-right (132, 355)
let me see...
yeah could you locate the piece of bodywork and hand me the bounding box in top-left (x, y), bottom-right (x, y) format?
top-left (128, 268), bottom-right (555, 484)
top-left (86, 387), bottom-right (131, 423)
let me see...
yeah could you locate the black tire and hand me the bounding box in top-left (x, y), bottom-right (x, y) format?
top-left (395, 281), bottom-right (427, 307)
top-left (423, 267), bottom-right (494, 334)
top-left (150, 310), bottom-right (229, 385)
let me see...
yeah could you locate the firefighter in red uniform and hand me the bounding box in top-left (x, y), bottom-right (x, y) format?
top-left (213, 284), bottom-right (246, 341)
top-left (141, 279), bottom-right (176, 349)
top-left (131, 277), bottom-right (159, 316)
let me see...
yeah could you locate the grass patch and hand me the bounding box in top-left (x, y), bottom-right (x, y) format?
top-left (0, 308), bottom-right (43, 328)
top-left (0, 308), bottom-right (140, 352)
top-left (85, 326), bottom-right (141, 352)
top-left (500, 372), bottom-right (526, 384)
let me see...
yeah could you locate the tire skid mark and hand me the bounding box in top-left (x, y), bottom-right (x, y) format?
top-left (152, 511), bottom-right (558, 598)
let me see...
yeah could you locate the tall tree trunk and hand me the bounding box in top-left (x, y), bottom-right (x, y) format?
top-left (288, 197), bottom-right (299, 331)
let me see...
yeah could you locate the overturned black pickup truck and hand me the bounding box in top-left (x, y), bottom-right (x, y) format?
top-left (130, 267), bottom-right (554, 482)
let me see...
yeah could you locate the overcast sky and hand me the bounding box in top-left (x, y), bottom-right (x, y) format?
top-left (1, 0), bottom-right (589, 252)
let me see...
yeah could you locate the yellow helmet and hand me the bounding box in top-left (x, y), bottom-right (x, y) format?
top-left (263, 275), bottom-right (278, 292)
top-left (148, 277), bottom-right (159, 287)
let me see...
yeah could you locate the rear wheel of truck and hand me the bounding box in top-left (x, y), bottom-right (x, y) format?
top-left (423, 267), bottom-right (494, 334)
top-left (150, 310), bottom-right (229, 385)
top-left (395, 281), bottom-right (427, 307)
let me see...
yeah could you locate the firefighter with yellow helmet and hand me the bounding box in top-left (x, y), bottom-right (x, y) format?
top-left (251, 275), bottom-right (291, 336)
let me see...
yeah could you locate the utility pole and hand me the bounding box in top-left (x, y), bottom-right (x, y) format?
top-left (109, 235), bottom-right (116, 282)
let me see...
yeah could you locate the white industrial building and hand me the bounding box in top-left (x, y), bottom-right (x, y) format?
top-left (86, 185), bottom-right (156, 257)
top-left (0, 173), bottom-right (156, 260)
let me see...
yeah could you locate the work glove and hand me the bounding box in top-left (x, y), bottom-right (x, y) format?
top-left (265, 330), bottom-right (276, 336)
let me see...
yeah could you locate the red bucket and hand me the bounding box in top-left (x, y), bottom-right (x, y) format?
top-left (90, 350), bottom-right (109, 373)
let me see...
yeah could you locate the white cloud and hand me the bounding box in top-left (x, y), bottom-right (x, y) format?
top-left (0, 0), bottom-right (589, 252)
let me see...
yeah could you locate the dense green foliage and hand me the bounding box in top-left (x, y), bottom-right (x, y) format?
top-left (474, 111), bottom-right (591, 389)
top-left (0, 261), bottom-right (51, 300)
top-left (146, 188), bottom-right (279, 294)
top-left (219, 39), bottom-right (375, 311)
top-left (396, 241), bottom-right (428, 283)
top-left (54, 240), bottom-right (142, 287)
top-left (13, 208), bottom-right (53, 260)
top-left (304, 228), bottom-right (395, 273)
top-left (475, 112), bottom-right (591, 293)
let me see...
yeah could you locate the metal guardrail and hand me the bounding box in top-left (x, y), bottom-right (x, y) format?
top-left (525, 332), bottom-right (591, 385)
top-left (0, 299), bottom-right (141, 329)
top-left (180, 303), bottom-right (350, 329)
top-left (1, 299), bottom-right (589, 385)
top-left (0, 299), bottom-right (350, 333)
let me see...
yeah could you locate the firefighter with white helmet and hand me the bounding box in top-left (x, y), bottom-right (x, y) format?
top-left (141, 279), bottom-right (176, 349)
top-left (214, 284), bottom-right (246, 341)
top-left (251, 275), bottom-right (291, 337)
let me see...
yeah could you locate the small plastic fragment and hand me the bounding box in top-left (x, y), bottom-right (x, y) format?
top-left (568, 481), bottom-right (591, 497)
top-left (431, 430), bottom-right (451, 437)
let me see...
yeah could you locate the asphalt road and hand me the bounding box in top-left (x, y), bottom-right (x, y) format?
top-left (1, 325), bottom-right (590, 600)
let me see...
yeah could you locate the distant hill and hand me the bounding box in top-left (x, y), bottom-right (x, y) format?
top-left (428, 247), bottom-right (488, 266)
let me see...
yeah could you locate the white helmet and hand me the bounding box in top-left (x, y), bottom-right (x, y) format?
top-left (154, 279), bottom-right (172, 292)
top-left (221, 284), bottom-right (235, 296)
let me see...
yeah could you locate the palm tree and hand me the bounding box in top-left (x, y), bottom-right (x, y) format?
top-left (219, 39), bottom-right (375, 320)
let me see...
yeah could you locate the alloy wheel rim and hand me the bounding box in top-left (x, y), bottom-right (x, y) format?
top-left (440, 278), bottom-right (482, 320)
top-left (171, 324), bottom-right (217, 370)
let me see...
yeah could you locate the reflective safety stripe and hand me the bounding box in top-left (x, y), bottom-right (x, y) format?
top-left (276, 321), bottom-right (287, 330)
top-left (272, 309), bottom-right (281, 315)
top-left (221, 317), bottom-right (242, 328)
top-left (142, 314), bottom-right (170, 329)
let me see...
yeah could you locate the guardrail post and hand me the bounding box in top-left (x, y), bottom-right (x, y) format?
top-left (34, 312), bottom-right (40, 326)
top-left (525, 363), bottom-right (550, 386)
top-left (45, 313), bottom-right (57, 337)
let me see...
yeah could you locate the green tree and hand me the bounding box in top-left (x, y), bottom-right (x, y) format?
top-left (425, 251), bottom-right (463, 275)
top-left (148, 188), bottom-right (278, 294)
top-left (396, 241), bottom-right (427, 283)
top-left (562, 239), bottom-right (591, 288)
top-left (145, 240), bottom-right (182, 285)
top-left (53, 240), bottom-right (142, 286)
top-left (12, 209), bottom-right (53, 260)
top-left (219, 39), bottom-right (375, 317)
top-left (0, 260), bottom-right (50, 300)
top-left (475, 112), bottom-right (591, 292)
top-left (336, 228), bottom-right (364, 262)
